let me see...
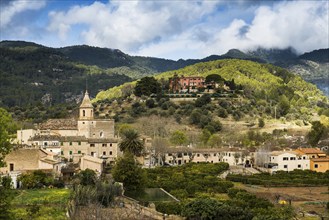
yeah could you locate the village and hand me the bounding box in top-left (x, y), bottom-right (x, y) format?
top-left (1, 84), bottom-right (328, 189)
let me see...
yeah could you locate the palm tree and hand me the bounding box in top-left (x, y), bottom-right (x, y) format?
top-left (119, 129), bottom-right (144, 156)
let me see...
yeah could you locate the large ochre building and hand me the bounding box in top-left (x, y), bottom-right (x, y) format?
top-left (17, 91), bottom-right (120, 164)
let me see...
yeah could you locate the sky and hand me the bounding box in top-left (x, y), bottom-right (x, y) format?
top-left (0, 0), bottom-right (328, 60)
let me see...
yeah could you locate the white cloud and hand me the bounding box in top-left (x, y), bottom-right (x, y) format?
top-left (207, 1), bottom-right (329, 55)
top-left (0, 0), bottom-right (46, 28)
top-left (47, 0), bottom-right (220, 54)
top-left (23, 0), bottom-right (329, 59)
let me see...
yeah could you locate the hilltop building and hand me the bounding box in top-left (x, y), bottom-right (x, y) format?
top-left (169, 75), bottom-right (205, 92)
top-left (16, 91), bottom-right (120, 166)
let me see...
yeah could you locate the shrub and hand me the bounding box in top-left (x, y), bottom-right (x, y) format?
top-left (155, 202), bottom-right (182, 215)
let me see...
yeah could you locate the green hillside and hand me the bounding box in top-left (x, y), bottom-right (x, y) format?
top-left (96, 59), bottom-right (328, 118)
top-left (0, 42), bottom-right (131, 108)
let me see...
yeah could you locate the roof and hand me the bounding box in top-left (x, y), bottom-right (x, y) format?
top-left (29, 135), bottom-right (61, 141)
top-left (296, 148), bottom-right (325, 154)
top-left (59, 136), bottom-right (88, 142)
top-left (39, 118), bottom-right (77, 130)
top-left (29, 135), bottom-right (118, 143)
top-left (310, 157), bottom-right (329, 162)
top-left (270, 151), bottom-right (299, 156)
top-left (165, 147), bottom-right (246, 154)
top-left (80, 91), bottom-right (93, 108)
top-left (88, 138), bottom-right (118, 143)
top-left (40, 158), bottom-right (61, 165)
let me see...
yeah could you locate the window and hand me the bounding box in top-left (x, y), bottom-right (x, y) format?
top-left (78, 142), bottom-right (81, 146)
top-left (303, 156), bottom-right (306, 160)
top-left (102, 144), bottom-right (107, 147)
top-left (290, 157), bottom-right (296, 160)
top-left (90, 144), bottom-right (95, 147)
top-left (314, 164), bottom-right (318, 168)
top-left (69, 151), bottom-right (72, 155)
top-left (283, 157), bottom-right (288, 161)
top-left (283, 165), bottom-right (288, 169)
top-left (197, 154), bottom-right (200, 157)
top-left (103, 151), bottom-right (106, 155)
top-left (110, 151), bottom-right (112, 155)
top-left (100, 132), bottom-right (104, 137)
top-left (60, 142), bottom-right (63, 146)
top-left (183, 153), bottom-right (187, 156)
top-left (78, 150), bottom-right (81, 154)
top-left (69, 142), bottom-right (72, 146)
top-left (298, 164), bottom-right (301, 168)
top-left (228, 153), bottom-right (231, 157)
top-left (9, 163), bottom-right (14, 171)
top-left (61, 151), bottom-right (63, 155)
top-left (83, 110), bottom-right (85, 117)
top-left (110, 143), bottom-right (112, 147)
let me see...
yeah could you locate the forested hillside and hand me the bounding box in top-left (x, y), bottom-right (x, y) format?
top-left (0, 42), bottom-right (131, 108)
top-left (96, 59), bottom-right (328, 119)
top-left (1, 40), bottom-right (328, 118)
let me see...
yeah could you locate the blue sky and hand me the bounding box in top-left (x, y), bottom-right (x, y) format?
top-left (0, 0), bottom-right (328, 60)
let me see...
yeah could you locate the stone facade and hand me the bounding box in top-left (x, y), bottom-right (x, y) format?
top-left (16, 91), bottom-right (120, 166)
top-left (163, 147), bottom-right (253, 167)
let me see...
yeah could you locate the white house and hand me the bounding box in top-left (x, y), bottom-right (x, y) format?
top-left (267, 151), bottom-right (310, 172)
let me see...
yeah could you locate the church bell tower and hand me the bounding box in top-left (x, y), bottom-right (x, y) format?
top-left (79, 91), bottom-right (94, 120)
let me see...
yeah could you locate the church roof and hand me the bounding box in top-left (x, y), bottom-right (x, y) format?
top-left (39, 119), bottom-right (77, 130)
top-left (80, 91), bottom-right (93, 108)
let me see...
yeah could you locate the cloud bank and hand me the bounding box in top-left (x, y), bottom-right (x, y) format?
top-left (0, 0), bottom-right (328, 60)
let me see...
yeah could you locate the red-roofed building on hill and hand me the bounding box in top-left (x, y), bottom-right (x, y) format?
top-left (169, 74), bottom-right (205, 92)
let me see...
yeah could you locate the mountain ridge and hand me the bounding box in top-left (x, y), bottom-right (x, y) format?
top-left (1, 40), bottom-right (328, 107)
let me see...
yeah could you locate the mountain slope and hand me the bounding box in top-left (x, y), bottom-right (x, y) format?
top-left (0, 41), bottom-right (131, 108)
top-left (96, 59), bottom-right (328, 120)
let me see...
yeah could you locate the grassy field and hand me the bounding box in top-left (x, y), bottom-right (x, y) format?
top-left (11, 188), bottom-right (70, 220)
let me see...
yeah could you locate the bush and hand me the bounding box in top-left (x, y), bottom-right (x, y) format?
top-left (155, 202), bottom-right (182, 215)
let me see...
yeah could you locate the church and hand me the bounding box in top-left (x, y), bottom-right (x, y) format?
top-left (17, 91), bottom-right (120, 164)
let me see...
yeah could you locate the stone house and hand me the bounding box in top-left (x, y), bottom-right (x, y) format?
top-left (0, 148), bottom-right (64, 188)
top-left (16, 91), bottom-right (121, 165)
top-left (163, 147), bottom-right (252, 166)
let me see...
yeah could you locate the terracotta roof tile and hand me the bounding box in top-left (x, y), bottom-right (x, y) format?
top-left (39, 119), bottom-right (77, 130)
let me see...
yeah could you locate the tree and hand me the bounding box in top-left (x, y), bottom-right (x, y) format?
top-left (19, 170), bottom-right (54, 189)
top-left (307, 121), bottom-right (327, 146)
top-left (0, 108), bottom-right (16, 167)
top-left (195, 94), bottom-right (212, 107)
top-left (182, 197), bottom-right (222, 220)
top-left (205, 74), bottom-right (224, 83)
top-left (170, 130), bottom-right (188, 146)
top-left (112, 153), bottom-right (146, 192)
top-left (258, 118), bottom-right (265, 128)
top-left (152, 137), bottom-right (169, 166)
top-left (76, 169), bottom-right (97, 186)
top-left (0, 176), bottom-right (15, 219)
top-left (119, 129), bottom-right (144, 156)
top-left (277, 95), bottom-right (290, 116)
top-left (200, 129), bottom-right (211, 146)
top-left (208, 134), bottom-right (222, 148)
top-left (134, 77), bottom-right (160, 97)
